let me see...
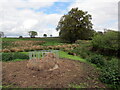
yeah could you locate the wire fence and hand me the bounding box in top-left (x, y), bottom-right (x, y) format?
top-left (29, 50), bottom-right (59, 60)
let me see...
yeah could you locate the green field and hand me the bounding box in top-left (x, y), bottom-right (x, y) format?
top-left (2, 37), bottom-right (63, 46)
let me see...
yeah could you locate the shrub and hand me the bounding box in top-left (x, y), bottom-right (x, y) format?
top-left (87, 54), bottom-right (105, 67)
top-left (99, 58), bottom-right (120, 88)
top-left (2, 53), bottom-right (13, 61)
top-left (13, 53), bottom-right (29, 60)
top-left (66, 43), bottom-right (91, 59)
top-left (91, 31), bottom-right (119, 56)
top-left (2, 52), bottom-right (29, 61)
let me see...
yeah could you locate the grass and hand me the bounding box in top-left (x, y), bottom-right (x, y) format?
top-left (2, 38), bottom-right (23, 41)
top-left (2, 37), bottom-right (64, 46)
top-left (59, 51), bottom-right (87, 63)
top-left (59, 51), bottom-right (101, 75)
top-left (12, 59), bottom-right (27, 62)
top-left (5, 50), bottom-right (87, 63)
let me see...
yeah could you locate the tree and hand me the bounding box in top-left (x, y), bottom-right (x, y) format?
top-left (28, 31), bottom-right (37, 38)
top-left (56, 7), bottom-right (94, 43)
top-left (97, 31), bottom-right (104, 35)
top-left (19, 36), bottom-right (23, 38)
top-left (50, 35), bottom-right (52, 37)
top-left (0, 32), bottom-right (4, 38)
top-left (43, 34), bottom-right (47, 37)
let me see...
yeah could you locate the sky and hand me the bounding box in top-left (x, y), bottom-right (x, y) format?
top-left (0, 0), bottom-right (119, 37)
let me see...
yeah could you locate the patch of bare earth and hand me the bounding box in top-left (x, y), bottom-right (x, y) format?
top-left (2, 55), bottom-right (106, 88)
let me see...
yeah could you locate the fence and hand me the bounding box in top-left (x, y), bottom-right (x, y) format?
top-left (29, 50), bottom-right (59, 60)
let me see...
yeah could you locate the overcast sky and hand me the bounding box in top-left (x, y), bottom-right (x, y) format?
top-left (0, 0), bottom-right (119, 37)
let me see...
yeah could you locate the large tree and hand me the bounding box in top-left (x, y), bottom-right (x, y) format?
top-left (28, 31), bottom-right (37, 38)
top-left (56, 8), bottom-right (94, 43)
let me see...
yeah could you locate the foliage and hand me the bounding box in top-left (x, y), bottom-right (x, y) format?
top-left (56, 7), bottom-right (94, 43)
top-left (91, 31), bottom-right (119, 56)
top-left (69, 40), bottom-right (119, 88)
top-left (0, 31), bottom-right (4, 38)
top-left (99, 58), bottom-right (120, 88)
top-left (19, 36), bottom-right (23, 38)
top-left (28, 31), bottom-right (38, 38)
top-left (87, 54), bottom-right (105, 67)
top-left (2, 52), bottom-right (29, 61)
top-left (68, 40), bottom-right (92, 59)
top-left (43, 34), bottom-right (47, 37)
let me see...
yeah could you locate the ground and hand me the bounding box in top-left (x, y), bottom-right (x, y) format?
top-left (2, 58), bottom-right (106, 88)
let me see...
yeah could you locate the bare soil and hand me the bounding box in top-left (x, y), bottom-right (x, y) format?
top-left (2, 58), bottom-right (106, 88)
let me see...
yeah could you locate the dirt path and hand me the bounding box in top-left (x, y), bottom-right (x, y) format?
top-left (2, 59), bottom-right (106, 88)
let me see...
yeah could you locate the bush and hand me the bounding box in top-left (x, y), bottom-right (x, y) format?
top-left (68, 41), bottom-right (92, 59)
top-left (99, 58), bottom-right (120, 88)
top-left (13, 53), bottom-right (29, 60)
top-left (2, 53), bottom-right (13, 61)
top-left (87, 54), bottom-right (105, 67)
top-left (91, 31), bottom-right (119, 56)
top-left (2, 52), bottom-right (29, 61)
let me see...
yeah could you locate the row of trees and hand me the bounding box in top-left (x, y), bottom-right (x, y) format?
top-left (28, 31), bottom-right (52, 38)
top-left (0, 31), bottom-right (52, 38)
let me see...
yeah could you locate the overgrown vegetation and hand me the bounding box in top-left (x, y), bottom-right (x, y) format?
top-left (91, 31), bottom-right (119, 56)
top-left (87, 54), bottom-right (105, 67)
top-left (99, 58), bottom-right (119, 88)
top-left (66, 31), bottom-right (120, 89)
top-left (1, 30), bottom-right (119, 88)
top-left (2, 52), bottom-right (29, 61)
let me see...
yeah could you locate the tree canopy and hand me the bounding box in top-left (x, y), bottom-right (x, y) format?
top-left (43, 34), bottom-right (47, 37)
top-left (56, 7), bottom-right (94, 43)
top-left (28, 31), bottom-right (38, 38)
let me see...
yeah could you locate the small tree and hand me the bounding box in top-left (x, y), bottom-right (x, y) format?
top-left (28, 31), bottom-right (37, 38)
top-left (50, 35), bottom-right (52, 37)
top-left (19, 36), bottom-right (23, 38)
top-left (0, 32), bottom-right (4, 38)
top-left (43, 34), bottom-right (47, 37)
